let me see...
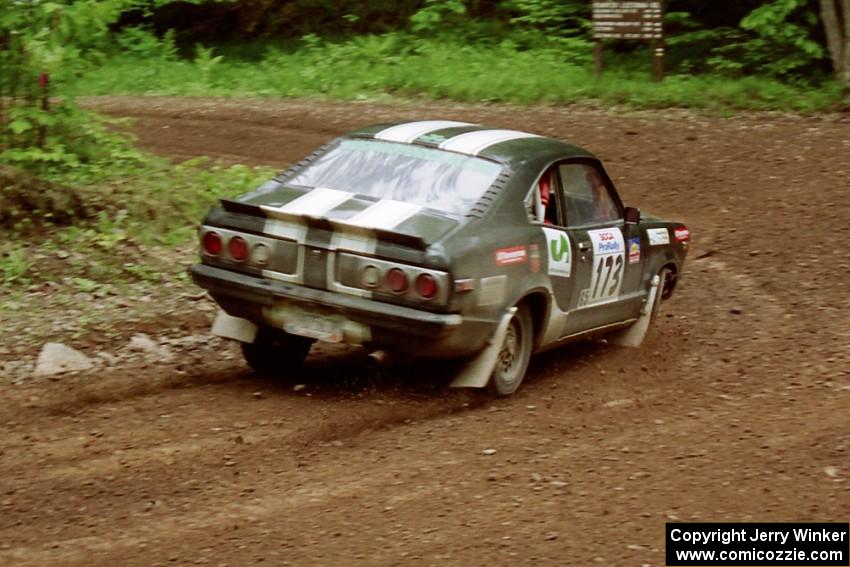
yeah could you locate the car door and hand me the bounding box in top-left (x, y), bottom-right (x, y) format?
top-left (527, 167), bottom-right (576, 318)
top-left (555, 160), bottom-right (644, 335)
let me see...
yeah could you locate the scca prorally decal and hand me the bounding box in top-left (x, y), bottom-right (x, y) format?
top-left (542, 227), bottom-right (571, 277)
top-left (374, 120), bottom-right (472, 144)
top-left (495, 245), bottom-right (528, 266)
top-left (647, 227), bottom-right (670, 246)
top-left (674, 227), bottom-right (690, 241)
top-left (628, 236), bottom-right (641, 265)
top-left (581, 228), bottom-right (625, 306)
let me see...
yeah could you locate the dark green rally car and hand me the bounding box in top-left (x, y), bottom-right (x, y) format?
top-left (191, 120), bottom-right (689, 395)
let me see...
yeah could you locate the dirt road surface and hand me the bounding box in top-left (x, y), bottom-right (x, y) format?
top-left (2, 97), bottom-right (849, 566)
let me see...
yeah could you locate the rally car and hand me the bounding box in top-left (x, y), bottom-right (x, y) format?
top-left (190, 120), bottom-right (689, 395)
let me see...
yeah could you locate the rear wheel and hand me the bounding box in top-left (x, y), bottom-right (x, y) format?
top-left (487, 304), bottom-right (534, 397)
top-left (241, 327), bottom-right (313, 376)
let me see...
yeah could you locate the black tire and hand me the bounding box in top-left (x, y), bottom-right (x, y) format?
top-left (241, 327), bottom-right (313, 377)
top-left (487, 304), bottom-right (534, 397)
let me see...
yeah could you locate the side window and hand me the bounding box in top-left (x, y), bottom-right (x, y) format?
top-left (526, 167), bottom-right (563, 225)
top-left (558, 163), bottom-right (620, 226)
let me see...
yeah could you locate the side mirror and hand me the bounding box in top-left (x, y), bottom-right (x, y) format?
top-left (624, 206), bottom-right (640, 225)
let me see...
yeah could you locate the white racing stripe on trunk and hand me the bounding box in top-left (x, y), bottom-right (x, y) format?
top-left (262, 218), bottom-right (307, 243)
top-left (439, 129), bottom-right (540, 155)
top-left (375, 120), bottom-right (472, 143)
top-left (345, 199), bottom-right (421, 230)
top-left (276, 187), bottom-right (352, 217)
top-left (330, 230), bottom-right (375, 255)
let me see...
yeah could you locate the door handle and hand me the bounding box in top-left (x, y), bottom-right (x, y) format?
top-left (578, 241), bottom-right (591, 253)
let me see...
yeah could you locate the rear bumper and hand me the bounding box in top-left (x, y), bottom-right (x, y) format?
top-left (190, 263), bottom-right (492, 355)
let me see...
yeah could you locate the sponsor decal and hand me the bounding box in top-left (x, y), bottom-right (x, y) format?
top-left (584, 228), bottom-right (626, 306)
top-left (589, 228), bottom-right (624, 255)
top-left (495, 245), bottom-right (528, 266)
top-left (542, 227), bottom-right (572, 277)
top-left (628, 236), bottom-right (641, 264)
top-left (647, 227), bottom-right (670, 246)
top-left (478, 275), bottom-right (507, 306)
top-left (529, 244), bottom-right (541, 273)
top-left (674, 227), bottom-right (690, 242)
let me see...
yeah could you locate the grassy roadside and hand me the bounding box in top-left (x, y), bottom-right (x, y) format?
top-left (0, 154), bottom-right (273, 348)
top-left (72, 36), bottom-right (845, 113)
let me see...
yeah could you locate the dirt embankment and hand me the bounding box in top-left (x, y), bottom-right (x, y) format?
top-left (1, 97), bottom-right (848, 566)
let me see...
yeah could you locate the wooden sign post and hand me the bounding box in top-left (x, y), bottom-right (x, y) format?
top-left (592, 1), bottom-right (665, 81)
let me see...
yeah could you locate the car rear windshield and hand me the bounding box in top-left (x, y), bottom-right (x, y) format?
top-left (285, 139), bottom-right (502, 216)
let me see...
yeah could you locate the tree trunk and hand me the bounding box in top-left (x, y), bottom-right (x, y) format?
top-left (841, 0), bottom-right (850, 89)
top-left (821, 0), bottom-right (850, 92)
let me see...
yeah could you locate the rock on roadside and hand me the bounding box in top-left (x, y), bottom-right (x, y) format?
top-left (127, 333), bottom-right (175, 362)
top-left (33, 343), bottom-right (94, 377)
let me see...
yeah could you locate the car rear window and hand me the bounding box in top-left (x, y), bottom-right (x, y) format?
top-left (285, 139), bottom-right (502, 216)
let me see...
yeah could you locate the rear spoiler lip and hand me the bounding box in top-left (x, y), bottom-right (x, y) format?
top-left (219, 198), bottom-right (429, 251)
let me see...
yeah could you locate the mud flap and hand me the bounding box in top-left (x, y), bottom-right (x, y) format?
top-left (610, 274), bottom-right (660, 348)
top-left (211, 309), bottom-right (258, 343)
top-left (449, 308), bottom-right (516, 389)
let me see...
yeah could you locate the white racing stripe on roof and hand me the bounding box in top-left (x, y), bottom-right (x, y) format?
top-left (344, 199), bottom-right (421, 230)
top-left (274, 187), bottom-right (352, 217)
top-left (375, 120), bottom-right (473, 144)
top-left (438, 129), bottom-right (540, 155)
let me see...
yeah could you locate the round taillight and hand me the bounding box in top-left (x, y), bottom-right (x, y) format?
top-left (202, 231), bottom-right (222, 255)
top-left (416, 273), bottom-right (438, 299)
top-left (361, 265), bottom-right (381, 288)
top-left (228, 236), bottom-right (248, 261)
top-left (386, 268), bottom-right (408, 294)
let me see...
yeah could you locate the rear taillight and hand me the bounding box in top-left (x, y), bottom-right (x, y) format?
top-left (416, 273), bottom-right (438, 299)
top-left (202, 231), bottom-right (222, 256)
top-left (674, 226), bottom-right (690, 242)
top-left (251, 243), bottom-right (270, 266)
top-left (386, 268), bottom-right (408, 293)
top-left (229, 236), bottom-right (248, 261)
top-left (361, 265), bottom-right (381, 288)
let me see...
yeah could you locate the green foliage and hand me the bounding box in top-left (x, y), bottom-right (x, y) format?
top-left (0, 247), bottom-right (31, 285)
top-left (0, 0), bottom-right (148, 172)
top-left (71, 32), bottom-right (842, 112)
top-left (193, 43), bottom-right (224, 86)
top-left (116, 26), bottom-right (179, 60)
top-left (505, 0), bottom-right (590, 36)
top-left (736, 0), bottom-right (824, 76)
top-left (0, 152), bottom-right (273, 290)
top-left (409, 0), bottom-right (467, 34)
top-left (665, 0), bottom-right (827, 79)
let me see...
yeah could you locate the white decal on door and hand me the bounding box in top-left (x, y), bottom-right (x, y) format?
top-left (542, 227), bottom-right (572, 277)
top-left (647, 227), bottom-right (670, 246)
top-left (581, 228), bottom-right (625, 306)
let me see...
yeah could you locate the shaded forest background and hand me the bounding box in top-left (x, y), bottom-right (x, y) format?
top-left (133, 0), bottom-right (842, 81)
top-left (0, 0), bottom-right (848, 289)
top-left (1, 0), bottom-right (849, 174)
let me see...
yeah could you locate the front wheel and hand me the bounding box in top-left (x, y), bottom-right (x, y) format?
top-left (487, 304), bottom-right (534, 397)
top-left (241, 327), bottom-right (314, 377)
